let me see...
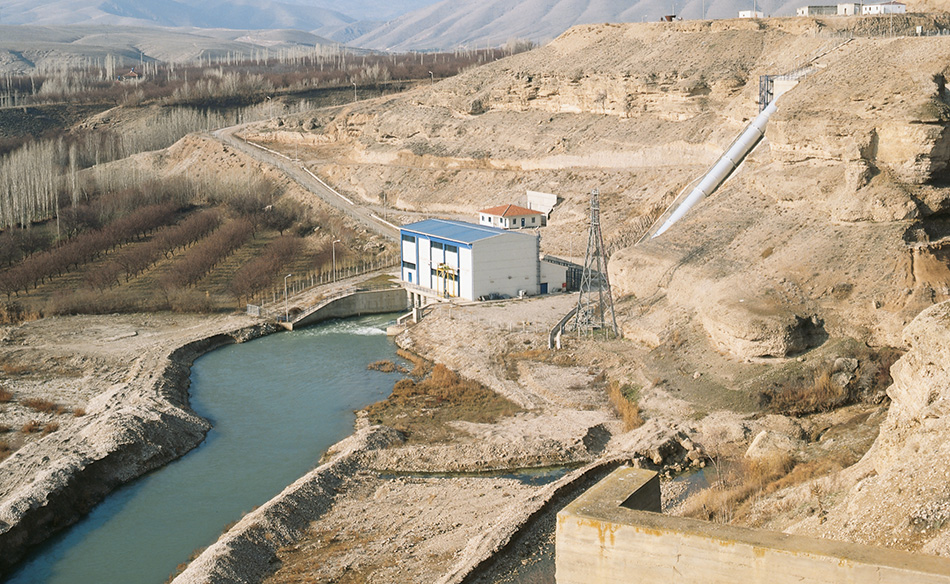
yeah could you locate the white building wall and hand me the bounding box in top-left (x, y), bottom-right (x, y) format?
top-left (459, 247), bottom-right (474, 299)
top-left (540, 260), bottom-right (569, 292)
top-left (471, 233), bottom-right (539, 299)
top-left (417, 236), bottom-right (432, 289)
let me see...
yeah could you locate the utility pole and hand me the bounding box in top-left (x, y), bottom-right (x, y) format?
top-left (573, 189), bottom-right (618, 338)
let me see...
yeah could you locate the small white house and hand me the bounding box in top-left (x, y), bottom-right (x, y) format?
top-left (837, 2), bottom-right (862, 15)
top-left (738, 9), bottom-right (764, 17)
top-left (862, 1), bottom-right (905, 14)
top-left (400, 219), bottom-right (568, 301)
top-left (478, 204), bottom-right (546, 230)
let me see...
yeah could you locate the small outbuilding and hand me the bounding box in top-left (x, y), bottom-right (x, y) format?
top-left (478, 204), bottom-right (546, 230)
top-left (400, 219), bottom-right (569, 301)
top-left (738, 10), bottom-right (764, 17)
top-left (837, 2), bottom-right (863, 15)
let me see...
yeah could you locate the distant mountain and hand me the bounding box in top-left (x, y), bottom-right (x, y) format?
top-left (344, 0), bottom-right (804, 51)
top-left (284, 0), bottom-right (439, 21)
top-left (0, 0), bottom-right (353, 30)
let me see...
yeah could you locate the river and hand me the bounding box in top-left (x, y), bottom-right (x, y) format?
top-left (7, 314), bottom-right (400, 584)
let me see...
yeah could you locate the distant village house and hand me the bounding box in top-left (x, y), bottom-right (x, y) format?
top-left (862, 1), bottom-right (905, 14)
top-left (738, 10), bottom-right (764, 18)
top-left (797, 1), bottom-right (905, 15)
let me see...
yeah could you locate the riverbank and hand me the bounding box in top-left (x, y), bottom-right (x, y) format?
top-left (0, 313), bottom-right (274, 576)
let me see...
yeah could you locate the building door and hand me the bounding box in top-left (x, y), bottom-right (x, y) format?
top-left (540, 283), bottom-right (548, 294)
top-left (521, 217), bottom-right (525, 227)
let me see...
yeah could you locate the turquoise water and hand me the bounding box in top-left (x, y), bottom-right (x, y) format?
top-left (7, 314), bottom-right (400, 584)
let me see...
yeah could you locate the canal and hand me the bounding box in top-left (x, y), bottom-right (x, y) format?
top-left (7, 314), bottom-right (400, 584)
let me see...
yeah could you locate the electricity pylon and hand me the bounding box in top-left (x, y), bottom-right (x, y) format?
top-left (574, 189), bottom-right (618, 338)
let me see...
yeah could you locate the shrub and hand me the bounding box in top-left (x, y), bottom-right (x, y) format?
top-left (42, 421), bottom-right (60, 434)
top-left (73, 408), bottom-right (86, 417)
top-left (607, 380), bottom-right (644, 431)
top-left (682, 453), bottom-right (795, 523)
top-left (367, 360), bottom-right (397, 373)
top-left (762, 366), bottom-right (849, 416)
top-left (21, 397), bottom-right (62, 414)
top-left (22, 420), bottom-right (42, 433)
top-left (0, 387), bottom-right (13, 402)
top-left (0, 439), bottom-right (11, 461)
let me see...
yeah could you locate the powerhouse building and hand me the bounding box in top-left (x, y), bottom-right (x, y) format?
top-left (400, 219), bottom-right (569, 301)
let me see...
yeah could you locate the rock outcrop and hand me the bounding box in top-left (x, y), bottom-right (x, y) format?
top-left (790, 300), bottom-right (950, 553)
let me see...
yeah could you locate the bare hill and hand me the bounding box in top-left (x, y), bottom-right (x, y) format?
top-left (344, 0), bottom-right (806, 51)
top-left (0, 25), bottom-right (339, 73)
top-left (0, 0), bottom-right (351, 30)
top-left (242, 13), bottom-right (950, 550)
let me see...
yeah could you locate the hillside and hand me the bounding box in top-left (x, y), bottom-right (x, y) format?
top-left (241, 13), bottom-right (950, 552)
top-left (0, 25), bottom-right (347, 74)
top-left (343, 0), bottom-right (805, 51)
top-left (0, 0), bottom-right (351, 30)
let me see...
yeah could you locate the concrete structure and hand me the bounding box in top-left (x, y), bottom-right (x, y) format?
top-left (556, 467), bottom-right (950, 584)
top-left (796, 4), bottom-right (838, 15)
top-left (478, 204), bottom-right (546, 229)
top-left (525, 190), bottom-right (559, 216)
top-left (863, 1), bottom-right (905, 13)
top-left (401, 219), bottom-right (571, 301)
top-left (837, 2), bottom-right (863, 15)
top-left (738, 9), bottom-right (764, 17)
top-left (286, 288), bottom-right (407, 329)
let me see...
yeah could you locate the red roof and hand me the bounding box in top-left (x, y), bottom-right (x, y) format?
top-left (479, 204), bottom-right (543, 217)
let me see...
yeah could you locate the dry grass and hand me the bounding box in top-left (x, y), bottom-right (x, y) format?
top-left (42, 421), bottom-right (59, 434)
top-left (0, 424), bottom-right (10, 433)
top-left (607, 380), bottom-right (644, 431)
top-left (0, 363), bottom-right (31, 376)
top-left (0, 387), bottom-right (13, 402)
top-left (682, 453), bottom-right (795, 523)
top-left (73, 407), bottom-right (86, 417)
top-left (396, 349), bottom-right (431, 378)
top-left (21, 397), bottom-right (66, 414)
top-left (763, 367), bottom-right (849, 416)
top-left (21, 420), bottom-right (42, 433)
top-left (0, 439), bottom-right (11, 461)
top-left (497, 347), bottom-right (577, 381)
top-left (366, 363), bottom-right (521, 443)
top-left (367, 360), bottom-right (397, 373)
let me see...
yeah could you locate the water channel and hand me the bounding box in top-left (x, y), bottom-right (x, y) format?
top-left (7, 314), bottom-right (400, 584)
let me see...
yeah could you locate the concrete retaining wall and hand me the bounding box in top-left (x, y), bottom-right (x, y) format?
top-left (293, 288), bottom-right (408, 329)
top-left (556, 467), bottom-right (950, 584)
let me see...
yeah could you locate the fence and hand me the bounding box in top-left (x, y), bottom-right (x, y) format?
top-left (246, 253), bottom-right (398, 318)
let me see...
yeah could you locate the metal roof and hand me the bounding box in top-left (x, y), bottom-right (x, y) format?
top-left (401, 219), bottom-right (514, 244)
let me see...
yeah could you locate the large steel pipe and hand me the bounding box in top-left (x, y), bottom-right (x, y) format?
top-left (652, 102), bottom-right (778, 238)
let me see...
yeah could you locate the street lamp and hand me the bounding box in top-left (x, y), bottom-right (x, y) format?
top-left (284, 273), bottom-right (293, 322)
top-left (332, 239), bottom-right (341, 282)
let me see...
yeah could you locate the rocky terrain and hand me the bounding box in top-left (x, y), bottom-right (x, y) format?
top-left (5, 12), bottom-right (950, 584)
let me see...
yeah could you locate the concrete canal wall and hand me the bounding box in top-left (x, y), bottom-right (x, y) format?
top-left (556, 467), bottom-right (950, 584)
top-left (292, 288), bottom-right (408, 329)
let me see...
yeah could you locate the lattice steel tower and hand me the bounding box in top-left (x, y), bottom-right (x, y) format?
top-left (574, 189), bottom-right (618, 337)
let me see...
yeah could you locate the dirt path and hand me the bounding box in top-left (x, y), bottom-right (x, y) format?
top-left (211, 126), bottom-right (399, 240)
